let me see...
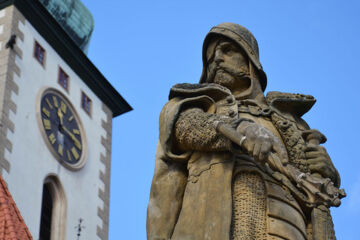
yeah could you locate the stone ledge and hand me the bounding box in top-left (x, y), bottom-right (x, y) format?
top-left (97, 103), bottom-right (113, 240)
top-left (0, 5), bottom-right (24, 176)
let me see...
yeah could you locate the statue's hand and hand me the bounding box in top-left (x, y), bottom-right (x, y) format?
top-left (305, 144), bottom-right (337, 182)
top-left (236, 121), bottom-right (277, 163)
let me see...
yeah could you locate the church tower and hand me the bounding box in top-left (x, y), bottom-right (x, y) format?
top-left (0, 0), bottom-right (131, 239)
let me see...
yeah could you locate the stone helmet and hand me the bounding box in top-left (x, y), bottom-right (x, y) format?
top-left (199, 22), bottom-right (267, 91)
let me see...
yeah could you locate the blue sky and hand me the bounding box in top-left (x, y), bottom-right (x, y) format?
top-left (82, 0), bottom-right (360, 239)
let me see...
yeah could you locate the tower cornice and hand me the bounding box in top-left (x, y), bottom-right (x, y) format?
top-left (0, 0), bottom-right (132, 117)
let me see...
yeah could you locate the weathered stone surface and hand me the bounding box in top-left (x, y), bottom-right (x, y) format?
top-left (147, 23), bottom-right (345, 240)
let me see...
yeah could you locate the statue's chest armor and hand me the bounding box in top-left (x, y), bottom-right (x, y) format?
top-left (214, 97), bottom-right (282, 140)
top-left (235, 101), bottom-right (309, 172)
top-left (214, 97), bottom-right (310, 239)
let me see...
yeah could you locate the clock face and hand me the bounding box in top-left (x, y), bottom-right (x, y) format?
top-left (39, 89), bottom-right (86, 169)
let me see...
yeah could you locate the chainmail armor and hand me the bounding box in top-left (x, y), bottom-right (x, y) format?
top-left (230, 172), bottom-right (267, 240)
top-left (175, 108), bottom-right (238, 152)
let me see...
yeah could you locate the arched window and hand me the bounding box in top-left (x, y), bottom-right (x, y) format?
top-left (39, 184), bottom-right (53, 239)
top-left (39, 176), bottom-right (67, 240)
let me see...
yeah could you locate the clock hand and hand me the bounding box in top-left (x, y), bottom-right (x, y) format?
top-left (62, 126), bottom-right (82, 150)
top-left (57, 108), bottom-right (64, 125)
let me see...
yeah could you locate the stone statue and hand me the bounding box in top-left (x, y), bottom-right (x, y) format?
top-left (147, 23), bottom-right (345, 240)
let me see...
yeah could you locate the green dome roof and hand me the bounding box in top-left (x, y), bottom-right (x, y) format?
top-left (39, 0), bottom-right (94, 53)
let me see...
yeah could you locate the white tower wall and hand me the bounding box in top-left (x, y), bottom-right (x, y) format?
top-left (0, 5), bottom-right (113, 240)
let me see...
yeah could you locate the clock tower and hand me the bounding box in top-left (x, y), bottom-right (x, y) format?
top-left (0, 0), bottom-right (131, 239)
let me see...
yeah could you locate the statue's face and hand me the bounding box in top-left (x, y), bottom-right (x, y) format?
top-left (206, 37), bottom-right (251, 92)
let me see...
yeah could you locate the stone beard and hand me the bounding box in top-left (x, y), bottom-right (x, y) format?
top-left (147, 23), bottom-right (344, 240)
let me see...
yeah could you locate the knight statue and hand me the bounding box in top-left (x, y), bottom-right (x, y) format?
top-left (147, 22), bottom-right (345, 240)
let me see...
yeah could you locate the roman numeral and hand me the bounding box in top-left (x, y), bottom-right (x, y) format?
top-left (71, 147), bottom-right (79, 160)
top-left (42, 107), bottom-right (50, 118)
top-left (58, 144), bottom-right (63, 156)
top-left (45, 98), bottom-right (53, 109)
top-left (74, 139), bottom-right (82, 150)
top-left (61, 101), bottom-right (67, 114)
top-left (68, 116), bottom-right (74, 122)
top-left (73, 129), bottom-right (80, 135)
top-left (52, 96), bottom-right (58, 108)
top-left (48, 133), bottom-right (56, 144)
top-left (67, 150), bottom-right (72, 162)
top-left (43, 119), bottom-right (51, 130)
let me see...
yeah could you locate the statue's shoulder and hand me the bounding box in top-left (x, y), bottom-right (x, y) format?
top-left (160, 83), bottom-right (229, 121)
top-left (169, 83), bottom-right (232, 101)
top-left (265, 91), bottom-right (316, 118)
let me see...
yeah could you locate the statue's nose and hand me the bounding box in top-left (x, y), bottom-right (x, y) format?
top-left (214, 49), bottom-right (224, 64)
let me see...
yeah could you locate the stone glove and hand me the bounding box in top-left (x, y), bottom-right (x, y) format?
top-left (236, 120), bottom-right (287, 163)
top-left (303, 144), bottom-right (339, 187)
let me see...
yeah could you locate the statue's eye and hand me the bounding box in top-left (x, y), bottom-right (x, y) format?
top-left (222, 45), bottom-right (231, 54)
